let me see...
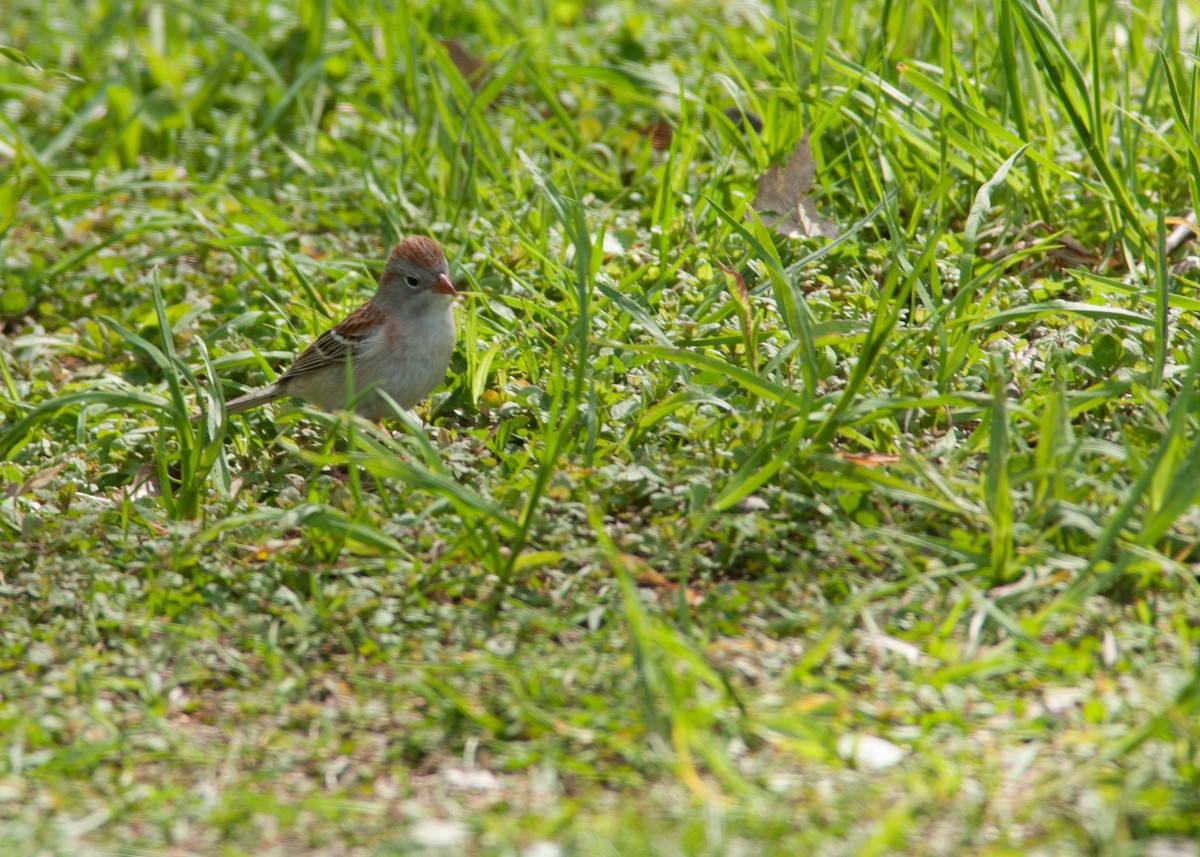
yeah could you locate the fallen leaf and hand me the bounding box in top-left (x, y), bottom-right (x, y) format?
top-left (439, 39), bottom-right (487, 90)
top-left (631, 556), bottom-right (703, 606)
top-left (639, 119), bottom-right (673, 151)
top-left (835, 451), bottom-right (900, 467)
top-left (751, 133), bottom-right (838, 240)
top-left (128, 464), bottom-right (161, 500)
top-left (980, 220), bottom-right (1102, 270)
top-left (14, 463), bottom-right (65, 497)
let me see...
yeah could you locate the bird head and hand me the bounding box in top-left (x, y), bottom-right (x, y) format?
top-left (379, 236), bottom-right (457, 309)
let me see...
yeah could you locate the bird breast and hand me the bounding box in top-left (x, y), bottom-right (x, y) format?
top-left (355, 303), bottom-right (456, 416)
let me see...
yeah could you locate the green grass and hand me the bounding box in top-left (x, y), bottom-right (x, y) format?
top-left (3, 0), bottom-right (1200, 853)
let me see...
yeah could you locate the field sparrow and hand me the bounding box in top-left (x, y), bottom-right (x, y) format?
top-left (223, 236), bottom-right (457, 420)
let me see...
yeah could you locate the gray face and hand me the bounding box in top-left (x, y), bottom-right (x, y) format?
top-left (379, 256), bottom-right (455, 312)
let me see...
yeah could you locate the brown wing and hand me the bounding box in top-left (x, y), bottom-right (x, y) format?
top-left (278, 302), bottom-right (386, 382)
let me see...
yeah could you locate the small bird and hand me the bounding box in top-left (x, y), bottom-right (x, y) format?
top-left (223, 236), bottom-right (458, 420)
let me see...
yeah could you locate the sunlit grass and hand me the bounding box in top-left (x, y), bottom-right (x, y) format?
top-left (2, 0), bottom-right (1200, 854)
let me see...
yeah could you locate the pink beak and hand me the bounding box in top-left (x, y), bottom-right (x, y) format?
top-left (433, 273), bottom-right (457, 296)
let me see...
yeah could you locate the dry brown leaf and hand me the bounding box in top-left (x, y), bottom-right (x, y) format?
top-left (834, 451), bottom-right (900, 467)
top-left (751, 133), bottom-right (838, 240)
top-left (439, 39), bottom-right (487, 90)
top-left (639, 119), bottom-right (673, 151)
top-left (980, 220), bottom-right (1103, 270)
top-left (129, 463), bottom-right (161, 500)
top-left (8, 463), bottom-right (65, 497)
top-left (630, 557), bottom-right (703, 606)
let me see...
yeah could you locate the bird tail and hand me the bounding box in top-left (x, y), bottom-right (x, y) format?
top-left (223, 384), bottom-right (285, 415)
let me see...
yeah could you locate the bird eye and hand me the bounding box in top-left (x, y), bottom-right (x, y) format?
top-left (405, 275), bottom-right (420, 288)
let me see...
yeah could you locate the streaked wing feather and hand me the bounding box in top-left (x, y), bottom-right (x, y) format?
top-left (278, 302), bottom-right (384, 381)
top-left (280, 330), bottom-right (351, 379)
